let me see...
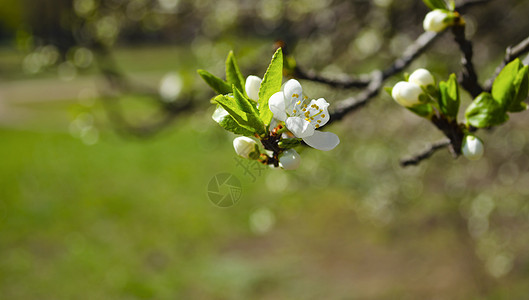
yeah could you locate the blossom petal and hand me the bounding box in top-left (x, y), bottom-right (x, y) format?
top-left (212, 106), bottom-right (229, 123)
top-left (309, 98), bottom-right (330, 126)
top-left (283, 79), bottom-right (303, 109)
top-left (245, 75), bottom-right (262, 102)
top-left (302, 130), bottom-right (340, 151)
top-left (268, 92), bottom-right (287, 121)
top-left (286, 116), bottom-right (314, 138)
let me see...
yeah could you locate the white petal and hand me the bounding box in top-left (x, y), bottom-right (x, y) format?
top-left (233, 136), bottom-right (257, 158)
top-left (309, 98), bottom-right (330, 126)
top-left (286, 116), bottom-right (314, 138)
top-left (279, 149), bottom-right (301, 170)
top-left (212, 106), bottom-right (229, 123)
top-left (409, 68), bottom-right (434, 87)
top-left (391, 81), bottom-right (422, 107)
top-left (462, 135), bottom-right (484, 160)
top-left (245, 75), bottom-right (262, 102)
top-left (283, 79), bottom-right (303, 108)
top-left (268, 92), bottom-right (287, 121)
top-left (302, 131), bottom-right (340, 151)
top-left (423, 9), bottom-right (449, 32)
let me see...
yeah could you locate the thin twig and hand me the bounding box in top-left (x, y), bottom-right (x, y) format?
top-left (325, 31), bottom-right (439, 123)
top-left (400, 139), bottom-right (451, 167)
top-left (484, 35), bottom-right (529, 91)
top-left (451, 23), bottom-right (483, 98)
top-left (294, 31), bottom-right (440, 90)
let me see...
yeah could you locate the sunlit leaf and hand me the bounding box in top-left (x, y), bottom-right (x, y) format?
top-left (225, 51), bottom-right (245, 95)
top-left (197, 69), bottom-right (232, 95)
top-left (438, 73), bottom-right (460, 119)
top-left (465, 92), bottom-right (508, 128)
top-left (258, 48), bottom-right (283, 127)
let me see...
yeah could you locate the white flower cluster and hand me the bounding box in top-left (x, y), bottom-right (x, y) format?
top-left (391, 68), bottom-right (435, 107)
top-left (233, 76), bottom-right (339, 170)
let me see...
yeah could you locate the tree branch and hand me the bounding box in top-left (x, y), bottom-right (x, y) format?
top-left (484, 35), bottom-right (529, 91)
top-left (451, 23), bottom-right (483, 98)
top-left (400, 139), bottom-right (451, 167)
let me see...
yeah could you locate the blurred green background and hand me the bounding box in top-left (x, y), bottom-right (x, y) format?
top-left (1, 0), bottom-right (529, 299)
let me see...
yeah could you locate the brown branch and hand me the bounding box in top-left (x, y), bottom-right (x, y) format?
top-left (484, 35), bottom-right (529, 91)
top-left (400, 139), bottom-right (451, 167)
top-left (451, 23), bottom-right (483, 98)
top-left (326, 70), bottom-right (383, 125)
top-left (294, 31), bottom-right (440, 90)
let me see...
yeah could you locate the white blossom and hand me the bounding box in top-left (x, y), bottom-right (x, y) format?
top-left (279, 149), bottom-right (301, 170)
top-left (423, 9), bottom-right (450, 33)
top-left (391, 81), bottom-right (423, 107)
top-left (233, 136), bottom-right (259, 159)
top-left (268, 79), bottom-right (340, 151)
top-left (409, 68), bottom-right (435, 87)
top-left (462, 135), bottom-right (484, 160)
top-left (245, 75), bottom-right (262, 102)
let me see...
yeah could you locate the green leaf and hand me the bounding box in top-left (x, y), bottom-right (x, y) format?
top-left (225, 51), bottom-right (245, 95)
top-left (197, 69), bottom-right (232, 95)
top-left (258, 48), bottom-right (283, 126)
top-left (407, 103), bottom-right (433, 118)
top-left (232, 86), bottom-right (265, 134)
top-left (465, 92), bottom-right (509, 128)
top-left (448, 0), bottom-right (455, 11)
top-left (384, 86), bottom-right (393, 97)
top-left (508, 65), bottom-right (528, 112)
top-left (218, 114), bottom-right (255, 136)
top-left (422, 0), bottom-right (447, 10)
top-left (213, 95), bottom-right (255, 133)
top-left (492, 59), bottom-right (522, 109)
top-left (438, 73), bottom-right (460, 119)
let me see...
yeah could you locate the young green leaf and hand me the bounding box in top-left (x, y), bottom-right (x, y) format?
top-left (258, 48), bottom-right (283, 126)
top-left (212, 105), bottom-right (255, 136)
top-left (232, 86), bottom-right (265, 134)
top-left (213, 95), bottom-right (256, 133)
top-left (384, 86), bottom-right (393, 97)
top-left (465, 92), bottom-right (509, 128)
top-left (422, 0), bottom-right (447, 10)
top-left (492, 58), bottom-right (522, 110)
top-left (197, 69), bottom-right (232, 95)
top-left (508, 65), bottom-right (529, 112)
top-left (438, 73), bottom-right (460, 119)
top-left (407, 103), bottom-right (434, 118)
top-left (218, 114), bottom-right (256, 136)
top-left (225, 51), bottom-right (245, 94)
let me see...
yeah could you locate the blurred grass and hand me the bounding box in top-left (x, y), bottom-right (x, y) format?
top-left (1, 44), bottom-right (529, 299)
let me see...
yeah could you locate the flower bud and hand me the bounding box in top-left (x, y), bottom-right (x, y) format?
top-left (245, 75), bottom-right (262, 102)
top-left (279, 149), bottom-right (301, 170)
top-left (462, 135), bottom-right (484, 161)
top-left (391, 81), bottom-right (423, 107)
top-left (423, 9), bottom-right (450, 32)
top-left (409, 68), bottom-right (435, 87)
top-left (233, 136), bottom-right (259, 159)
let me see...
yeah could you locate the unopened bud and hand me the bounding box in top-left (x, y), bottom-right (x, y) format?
top-left (279, 149), bottom-right (301, 170)
top-left (391, 81), bottom-right (423, 107)
top-left (245, 75), bottom-right (262, 102)
top-left (233, 136), bottom-right (259, 159)
top-left (423, 9), bottom-right (450, 33)
top-left (462, 135), bottom-right (484, 160)
top-left (409, 68), bottom-right (435, 87)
